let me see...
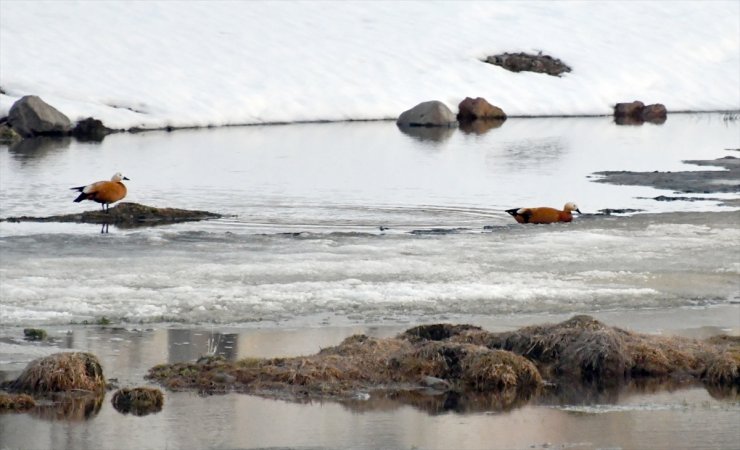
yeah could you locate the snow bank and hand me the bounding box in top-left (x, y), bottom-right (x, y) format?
top-left (1, 1), bottom-right (738, 129)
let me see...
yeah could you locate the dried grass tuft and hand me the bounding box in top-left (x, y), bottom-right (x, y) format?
top-left (0, 393), bottom-right (36, 411)
top-left (111, 387), bottom-right (164, 416)
top-left (9, 352), bottom-right (106, 394)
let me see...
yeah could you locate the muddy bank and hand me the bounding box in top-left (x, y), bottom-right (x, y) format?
top-left (1, 202), bottom-right (222, 228)
top-left (144, 316), bottom-right (739, 411)
top-left (594, 155), bottom-right (740, 199)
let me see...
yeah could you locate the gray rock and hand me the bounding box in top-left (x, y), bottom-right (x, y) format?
top-left (397, 101), bottom-right (457, 127)
top-left (8, 95), bottom-right (71, 137)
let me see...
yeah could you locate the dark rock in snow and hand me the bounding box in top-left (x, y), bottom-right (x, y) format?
top-left (484, 52), bottom-right (572, 77)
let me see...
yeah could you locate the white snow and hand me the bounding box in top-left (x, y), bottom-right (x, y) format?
top-left (1, 1), bottom-right (738, 130)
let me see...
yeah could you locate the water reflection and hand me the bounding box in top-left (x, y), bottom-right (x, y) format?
top-left (615, 116), bottom-right (667, 126)
top-left (459, 119), bottom-right (505, 135)
top-left (29, 393), bottom-right (104, 422)
top-left (501, 137), bottom-right (565, 170)
top-left (7, 136), bottom-right (70, 162)
top-left (396, 124), bottom-right (455, 143)
top-left (167, 329), bottom-right (238, 363)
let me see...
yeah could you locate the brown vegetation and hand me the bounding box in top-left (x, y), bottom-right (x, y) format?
top-left (144, 316), bottom-right (738, 412)
top-left (7, 352), bottom-right (106, 394)
top-left (147, 332), bottom-right (542, 405)
top-left (450, 315), bottom-right (739, 386)
top-left (111, 387), bottom-right (164, 416)
top-left (0, 393), bottom-right (36, 411)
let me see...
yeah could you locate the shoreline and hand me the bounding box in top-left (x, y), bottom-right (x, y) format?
top-left (3, 107), bottom-right (739, 139)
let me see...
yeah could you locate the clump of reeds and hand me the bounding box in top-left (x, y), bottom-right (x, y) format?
top-left (449, 315), bottom-right (739, 387)
top-left (8, 352), bottom-right (106, 394)
top-left (111, 387), bottom-right (164, 416)
top-left (23, 328), bottom-right (47, 341)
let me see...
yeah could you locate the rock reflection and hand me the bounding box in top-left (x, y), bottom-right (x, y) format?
top-left (459, 119), bottom-right (505, 135)
top-left (7, 136), bottom-right (71, 162)
top-left (614, 116), bottom-right (667, 126)
top-left (397, 124), bottom-right (455, 143)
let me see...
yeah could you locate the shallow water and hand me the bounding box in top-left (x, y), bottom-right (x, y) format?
top-left (1, 115), bottom-right (739, 449)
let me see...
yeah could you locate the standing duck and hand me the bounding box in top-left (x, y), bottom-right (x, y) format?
top-left (506, 202), bottom-right (581, 224)
top-left (71, 172), bottom-right (130, 212)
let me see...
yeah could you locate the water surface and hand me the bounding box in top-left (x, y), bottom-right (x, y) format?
top-left (1, 115), bottom-right (739, 449)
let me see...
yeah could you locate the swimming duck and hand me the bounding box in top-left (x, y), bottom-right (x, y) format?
top-left (71, 172), bottom-right (130, 211)
top-left (506, 202), bottom-right (581, 224)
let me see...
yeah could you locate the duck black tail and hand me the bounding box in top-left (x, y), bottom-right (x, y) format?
top-left (505, 208), bottom-right (519, 216)
top-left (73, 192), bottom-right (89, 203)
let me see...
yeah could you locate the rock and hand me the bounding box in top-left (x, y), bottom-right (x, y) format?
top-left (396, 101), bottom-right (457, 127)
top-left (72, 117), bottom-right (114, 142)
top-left (457, 97), bottom-right (506, 122)
top-left (0, 123), bottom-right (22, 144)
top-left (614, 101), bottom-right (645, 119)
top-left (641, 103), bottom-right (667, 122)
top-left (484, 52), bottom-right (571, 77)
top-left (8, 95), bottom-right (71, 137)
top-left (614, 101), bottom-right (667, 125)
top-left (2, 202), bottom-right (223, 228)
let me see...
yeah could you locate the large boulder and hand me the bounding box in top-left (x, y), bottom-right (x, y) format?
top-left (397, 101), bottom-right (457, 127)
top-left (8, 95), bottom-right (71, 137)
top-left (457, 97), bottom-right (507, 121)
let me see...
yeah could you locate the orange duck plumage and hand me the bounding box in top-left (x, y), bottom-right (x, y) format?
top-left (506, 202), bottom-right (581, 224)
top-left (71, 172), bottom-right (129, 211)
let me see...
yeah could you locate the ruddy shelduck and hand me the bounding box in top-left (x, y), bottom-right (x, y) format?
top-left (506, 202), bottom-right (581, 224)
top-left (71, 172), bottom-right (130, 211)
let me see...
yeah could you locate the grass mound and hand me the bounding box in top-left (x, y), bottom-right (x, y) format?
top-left (146, 318), bottom-right (738, 411)
top-left (8, 352), bottom-right (106, 394)
top-left (147, 332), bottom-right (541, 405)
top-left (450, 315), bottom-right (739, 386)
top-left (111, 387), bottom-right (164, 416)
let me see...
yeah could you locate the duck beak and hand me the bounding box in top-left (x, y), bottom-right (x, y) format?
top-left (123, 176), bottom-right (130, 181)
top-left (576, 208), bottom-right (582, 214)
